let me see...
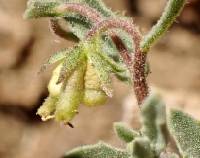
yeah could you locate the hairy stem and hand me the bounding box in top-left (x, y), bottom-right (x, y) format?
top-left (56, 3), bottom-right (102, 23)
top-left (54, 3), bottom-right (132, 67)
top-left (54, 3), bottom-right (149, 104)
top-left (86, 19), bottom-right (149, 104)
top-left (140, 0), bottom-right (186, 52)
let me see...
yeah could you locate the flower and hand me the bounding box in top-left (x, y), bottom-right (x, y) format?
top-left (37, 38), bottom-right (125, 123)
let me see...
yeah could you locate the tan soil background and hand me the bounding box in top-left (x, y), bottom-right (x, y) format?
top-left (0, 0), bottom-right (200, 157)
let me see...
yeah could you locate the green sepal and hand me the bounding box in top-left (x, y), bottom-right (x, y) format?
top-left (141, 94), bottom-right (167, 155)
top-left (114, 122), bottom-right (139, 143)
top-left (63, 142), bottom-right (130, 158)
top-left (57, 45), bottom-right (85, 83)
top-left (55, 62), bottom-right (85, 122)
top-left (169, 110), bottom-right (200, 158)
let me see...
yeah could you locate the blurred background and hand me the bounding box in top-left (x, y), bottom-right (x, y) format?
top-left (0, 0), bottom-right (200, 157)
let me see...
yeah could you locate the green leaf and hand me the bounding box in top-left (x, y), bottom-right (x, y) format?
top-left (67, 0), bottom-right (115, 17)
top-left (127, 137), bottom-right (154, 158)
top-left (114, 122), bottom-right (139, 143)
top-left (97, 51), bottom-right (126, 73)
top-left (24, 0), bottom-right (61, 19)
top-left (91, 35), bottom-right (126, 73)
top-left (64, 15), bottom-right (91, 40)
top-left (141, 94), bottom-right (167, 155)
top-left (141, 0), bottom-right (186, 52)
top-left (63, 142), bottom-right (130, 158)
top-left (169, 110), bottom-right (200, 158)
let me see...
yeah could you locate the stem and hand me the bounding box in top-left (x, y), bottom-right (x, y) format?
top-left (55, 3), bottom-right (132, 69)
top-left (140, 0), bottom-right (186, 52)
top-left (56, 3), bottom-right (102, 23)
top-left (55, 3), bottom-right (149, 104)
top-left (86, 19), bottom-right (149, 104)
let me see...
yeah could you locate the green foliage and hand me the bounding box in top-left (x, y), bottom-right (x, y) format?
top-left (126, 93), bottom-right (168, 158)
top-left (128, 137), bottom-right (154, 158)
top-left (24, 0), bottom-right (132, 80)
top-left (141, 94), bottom-right (167, 155)
top-left (114, 122), bottom-right (139, 143)
top-left (23, 1), bottom-right (190, 157)
top-left (169, 110), bottom-right (200, 158)
top-left (67, 0), bottom-right (114, 17)
top-left (24, 0), bottom-right (61, 18)
top-left (141, 0), bottom-right (186, 52)
top-left (24, 0), bottom-right (114, 37)
top-left (63, 94), bottom-right (169, 158)
top-left (37, 37), bottom-right (126, 123)
top-left (63, 142), bottom-right (130, 158)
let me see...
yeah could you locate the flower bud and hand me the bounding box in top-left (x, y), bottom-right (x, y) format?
top-left (83, 62), bottom-right (107, 106)
top-left (55, 62), bottom-right (85, 122)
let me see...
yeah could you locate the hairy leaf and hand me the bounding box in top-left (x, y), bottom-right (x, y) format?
top-left (65, 0), bottom-right (114, 17)
top-left (141, 0), bottom-right (186, 52)
top-left (127, 137), bottom-right (154, 158)
top-left (114, 122), bottom-right (139, 143)
top-left (169, 110), bottom-right (200, 158)
top-left (64, 142), bottom-right (130, 158)
top-left (141, 94), bottom-right (167, 155)
top-left (24, 0), bottom-right (61, 18)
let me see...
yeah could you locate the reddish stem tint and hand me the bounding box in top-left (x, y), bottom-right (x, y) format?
top-left (55, 3), bottom-right (149, 104)
top-left (55, 3), bottom-right (132, 67)
top-left (86, 19), bottom-right (149, 105)
top-left (57, 3), bottom-right (102, 23)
